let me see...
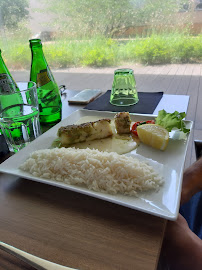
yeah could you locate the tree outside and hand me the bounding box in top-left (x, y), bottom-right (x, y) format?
top-left (0, 0), bottom-right (29, 30)
top-left (42, 0), bottom-right (191, 38)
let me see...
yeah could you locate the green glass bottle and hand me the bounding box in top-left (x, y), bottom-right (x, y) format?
top-left (0, 49), bottom-right (22, 135)
top-left (29, 39), bottom-right (62, 128)
top-left (0, 49), bottom-right (19, 93)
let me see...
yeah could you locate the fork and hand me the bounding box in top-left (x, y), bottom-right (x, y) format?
top-left (0, 241), bottom-right (77, 270)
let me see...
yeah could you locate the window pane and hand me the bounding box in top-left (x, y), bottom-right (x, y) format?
top-left (0, 0), bottom-right (201, 78)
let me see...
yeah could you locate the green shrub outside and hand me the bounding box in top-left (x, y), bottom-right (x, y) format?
top-left (124, 35), bottom-right (172, 64)
top-left (172, 35), bottom-right (202, 63)
top-left (80, 38), bottom-right (119, 67)
top-left (0, 33), bottom-right (201, 69)
top-left (1, 41), bottom-right (30, 69)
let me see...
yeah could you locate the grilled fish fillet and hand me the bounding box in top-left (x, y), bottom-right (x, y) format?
top-left (114, 112), bottom-right (131, 134)
top-left (57, 119), bottom-right (113, 146)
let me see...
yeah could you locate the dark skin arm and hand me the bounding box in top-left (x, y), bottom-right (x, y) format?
top-left (181, 157), bottom-right (202, 205)
top-left (162, 214), bottom-right (202, 270)
top-left (161, 158), bottom-right (202, 270)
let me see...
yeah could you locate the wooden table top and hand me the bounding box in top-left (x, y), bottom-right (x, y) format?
top-left (0, 90), bottom-right (167, 270)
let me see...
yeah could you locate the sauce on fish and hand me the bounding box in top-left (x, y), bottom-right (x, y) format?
top-left (72, 116), bottom-right (139, 154)
top-left (52, 116), bottom-right (139, 154)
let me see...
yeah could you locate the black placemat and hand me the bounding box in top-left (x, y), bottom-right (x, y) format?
top-left (84, 90), bottom-right (163, 114)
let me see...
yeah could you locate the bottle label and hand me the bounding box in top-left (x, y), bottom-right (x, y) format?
top-left (0, 74), bottom-right (16, 93)
top-left (37, 69), bottom-right (51, 87)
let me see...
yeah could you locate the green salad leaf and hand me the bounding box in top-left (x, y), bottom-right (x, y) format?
top-left (155, 110), bottom-right (190, 133)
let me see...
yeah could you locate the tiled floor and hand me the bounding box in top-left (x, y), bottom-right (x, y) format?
top-left (13, 63), bottom-right (202, 168)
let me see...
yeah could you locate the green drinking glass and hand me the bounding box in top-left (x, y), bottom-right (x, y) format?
top-left (0, 81), bottom-right (41, 152)
top-left (110, 68), bottom-right (139, 106)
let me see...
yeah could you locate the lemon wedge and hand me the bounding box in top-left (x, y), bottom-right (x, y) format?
top-left (137, 124), bottom-right (169, 151)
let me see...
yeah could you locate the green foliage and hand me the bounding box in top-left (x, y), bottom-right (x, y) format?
top-left (0, 0), bottom-right (29, 29)
top-left (123, 33), bottom-right (202, 65)
top-left (80, 38), bottom-right (118, 67)
top-left (171, 35), bottom-right (202, 63)
top-left (43, 38), bottom-right (119, 68)
top-left (2, 42), bottom-right (30, 69)
top-left (0, 33), bottom-right (201, 69)
top-left (45, 41), bottom-right (77, 68)
top-left (125, 35), bottom-right (172, 64)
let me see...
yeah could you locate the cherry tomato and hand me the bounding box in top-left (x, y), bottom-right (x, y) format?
top-left (131, 120), bottom-right (155, 136)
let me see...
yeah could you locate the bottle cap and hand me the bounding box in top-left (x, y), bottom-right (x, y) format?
top-left (29, 39), bottom-right (42, 47)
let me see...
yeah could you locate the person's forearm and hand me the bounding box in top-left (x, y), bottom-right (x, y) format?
top-left (185, 233), bottom-right (202, 270)
top-left (184, 157), bottom-right (202, 191)
top-left (193, 238), bottom-right (202, 269)
top-left (163, 215), bottom-right (202, 270)
top-left (181, 157), bottom-right (202, 204)
top-left (169, 231), bottom-right (202, 270)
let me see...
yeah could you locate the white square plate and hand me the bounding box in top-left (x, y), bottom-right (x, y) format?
top-left (0, 109), bottom-right (193, 220)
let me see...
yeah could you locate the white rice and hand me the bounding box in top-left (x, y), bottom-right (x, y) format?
top-left (19, 147), bottom-right (163, 196)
